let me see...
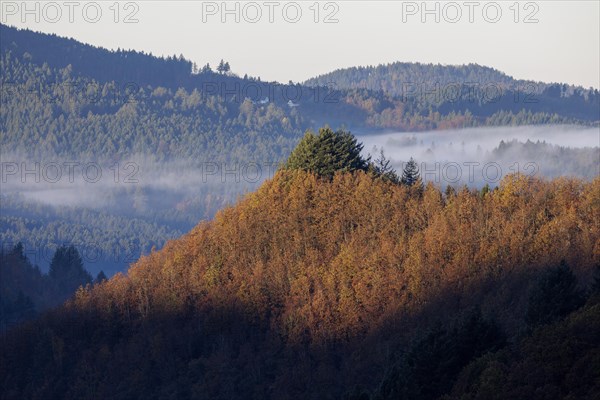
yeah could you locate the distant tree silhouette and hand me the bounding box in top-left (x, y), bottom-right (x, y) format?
top-left (201, 63), bottom-right (212, 73)
top-left (49, 246), bottom-right (92, 294)
top-left (94, 270), bottom-right (108, 285)
top-left (372, 149), bottom-right (400, 184)
top-left (401, 157), bottom-right (421, 186)
top-left (480, 183), bottom-right (491, 197)
top-left (217, 59), bottom-right (226, 74)
top-left (1, 243), bottom-right (97, 329)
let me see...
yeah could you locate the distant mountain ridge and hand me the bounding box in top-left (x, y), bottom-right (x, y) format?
top-left (303, 61), bottom-right (597, 96)
top-left (2, 23), bottom-right (599, 140)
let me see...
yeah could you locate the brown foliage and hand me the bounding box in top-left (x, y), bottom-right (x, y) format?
top-left (73, 172), bottom-right (600, 344)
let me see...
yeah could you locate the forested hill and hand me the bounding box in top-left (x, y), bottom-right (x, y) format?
top-left (305, 62), bottom-right (600, 124)
top-left (304, 61), bottom-right (599, 98)
top-left (1, 167), bottom-right (599, 399)
top-left (2, 24), bottom-right (599, 278)
top-left (1, 131), bottom-right (599, 398)
top-left (306, 62), bottom-right (516, 89)
top-left (2, 24), bottom-right (599, 153)
top-left (0, 24), bottom-right (192, 89)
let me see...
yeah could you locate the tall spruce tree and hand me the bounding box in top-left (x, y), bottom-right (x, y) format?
top-left (49, 246), bottom-right (92, 295)
top-left (217, 59), bottom-right (225, 74)
top-left (94, 270), bottom-right (108, 285)
top-left (401, 157), bottom-right (421, 186)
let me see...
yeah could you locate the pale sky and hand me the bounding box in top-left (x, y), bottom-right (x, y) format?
top-left (1, 0), bottom-right (599, 88)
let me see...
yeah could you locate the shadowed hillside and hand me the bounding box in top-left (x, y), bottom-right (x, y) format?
top-left (1, 166), bottom-right (599, 399)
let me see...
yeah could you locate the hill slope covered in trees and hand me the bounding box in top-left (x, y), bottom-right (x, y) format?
top-left (1, 164), bottom-right (599, 399)
top-left (1, 23), bottom-right (598, 279)
top-left (304, 61), bottom-right (599, 102)
top-left (2, 24), bottom-right (599, 159)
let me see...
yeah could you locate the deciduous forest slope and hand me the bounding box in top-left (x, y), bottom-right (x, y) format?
top-left (1, 170), bottom-right (599, 399)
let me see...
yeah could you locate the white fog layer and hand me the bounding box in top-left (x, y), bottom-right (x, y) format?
top-left (358, 125), bottom-right (600, 187)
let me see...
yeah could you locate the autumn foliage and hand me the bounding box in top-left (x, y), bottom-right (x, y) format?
top-left (90, 171), bottom-right (598, 338)
top-left (1, 171), bottom-right (599, 399)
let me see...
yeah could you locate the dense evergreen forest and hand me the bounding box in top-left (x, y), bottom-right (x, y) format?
top-left (1, 131), bottom-right (599, 399)
top-left (2, 24), bottom-right (599, 162)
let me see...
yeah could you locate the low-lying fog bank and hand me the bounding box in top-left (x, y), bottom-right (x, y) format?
top-left (358, 125), bottom-right (600, 187)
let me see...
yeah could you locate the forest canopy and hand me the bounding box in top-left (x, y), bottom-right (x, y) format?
top-left (1, 170), bottom-right (599, 399)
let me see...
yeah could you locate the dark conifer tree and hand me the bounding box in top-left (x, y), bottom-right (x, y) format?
top-left (372, 149), bottom-right (400, 184)
top-left (217, 59), bottom-right (225, 74)
top-left (284, 127), bottom-right (369, 178)
top-left (49, 246), bottom-right (92, 294)
top-left (94, 270), bottom-right (108, 285)
top-left (401, 157), bottom-right (421, 186)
